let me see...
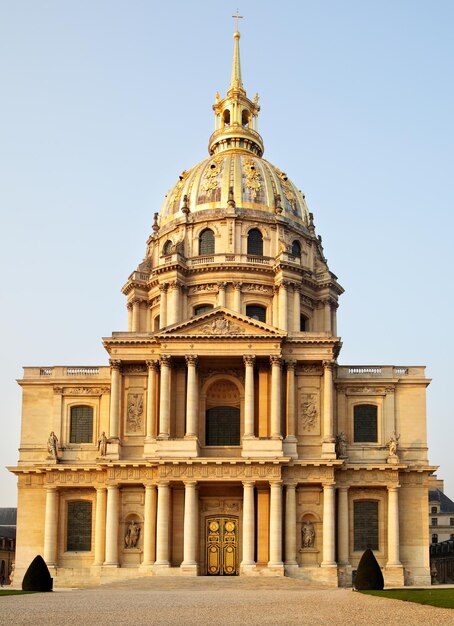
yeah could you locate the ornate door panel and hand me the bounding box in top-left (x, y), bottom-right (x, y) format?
top-left (206, 516), bottom-right (239, 575)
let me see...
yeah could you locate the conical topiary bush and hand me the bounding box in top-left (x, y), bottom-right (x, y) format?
top-left (355, 548), bottom-right (384, 590)
top-left (22, 555), bottom-right (53, 592)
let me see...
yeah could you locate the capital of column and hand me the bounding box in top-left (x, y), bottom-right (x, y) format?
top-left (286, 360), bottom-right (296, 371)
top-left (269, 480), bottom-right (283, 487)
top-left (168, 280), bottom-right (181, 291)
top-left (242, 480), bottom-right (255, 488)
top-left (284, 481), bottom-right (297, 490)
top-left (270, 356), bottom-right (283, 367)
top-left (279, 281), bottom-right (289, 291)
top-left (232, 281), bottom-right (242, 291)
top-left (109, 359), bottom-right (121, 370)
top-left (218, 282), bottom-right (227, 291)
top-left (185, 355), bottom-right (198, 367)
top-left (159, 283), bottom-right (169, 293)
top-left (183, 480), bottom-right (198, 488)
top-left (243, 355), bottom-right (256, 367)
top-left (322, 360), bottom-right (334, 371)
top-left (156, 480), bottom-right (170, 488)
top-left (160, 355), bottom-right (172, 367)
top-left (146, 359), bottom-right (160, 371)
top-left (126, 302), bottom-right (133, 311)
top-left (387, 484), bottom-right (400, 492)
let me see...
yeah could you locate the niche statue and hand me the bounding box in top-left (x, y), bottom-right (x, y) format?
top-left (302, 521), bottom-right (315, 548)
top-left (124, 520), bottom-right (140, 549)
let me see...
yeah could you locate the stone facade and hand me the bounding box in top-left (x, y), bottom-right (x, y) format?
top-left (9, 27), bottom-right (435, 588)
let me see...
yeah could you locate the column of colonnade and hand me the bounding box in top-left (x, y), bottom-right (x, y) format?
top-left (387, 485), bottom-right (401, 566)
top-left (185, 356), bottom-right (198, 438)
top-left (43, 487), bottom-right (59, 566)
top-left (243, 356), bottom-right (255, 438)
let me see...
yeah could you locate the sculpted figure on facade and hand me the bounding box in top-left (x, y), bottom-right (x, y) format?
top-left (127, 394), bottom-right (144, 432)
top-left (124, 520), bottom-right (140, 548)
top-left (388, 431), bottom-right (400, 459)
top-left (47, 431), bottom-right (58, 461)
top-left (335, 431), bottom-right (348, 459)
top-left (302, 521), bottom-right (316, 548)
top-left (299, 394), bottom-right (318, 432)
top-left (97, 431), bottom-right (108, 457)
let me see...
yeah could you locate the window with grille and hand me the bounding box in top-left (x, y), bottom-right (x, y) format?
top-left (67, 501), bottom-right (92, 551)
top-left (247, 228), bottom-right (263, 256)
top-left (194, 304), bottom-right (213, 316)
top-left (292, 240), bottom-right (301, 257)
top-left (199, 229), bottom-right (215, 255)
top-left (246, 305), bottom-right (266, 323)
top-left (354, 500), bottom-right (379, 551)
top-left (206, 406), bottom-right (240, 446)
top-left (70, 406), bottom-right (93, 443)
top-left (353, 405), bottom-right (377, 442)
top-left (432, 518), bottom-right (438, 526)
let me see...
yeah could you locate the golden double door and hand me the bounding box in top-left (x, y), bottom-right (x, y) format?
top-left (206, 516), bottom-right (239, 575)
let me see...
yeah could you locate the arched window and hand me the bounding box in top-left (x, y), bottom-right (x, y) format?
top-left (247, 228), bottom-right (263, 256)
top-left (246, 304), bottom-right (266, 323)
top-left (292, 240), bottom-right (302, 257)
top-left (300, 315), bottom-right (308, 331)
top-left (223, 109), bottom-right (231, 126)
top-left (70, 406), bottom-right (93, 443)
top-left (206, 406), bottom-right (240, 446)
top-left (353, 404), bottom-right (377, 443)
top-left (162, 240), bottom-right (172, 255)
top-left (241, 109), bottom-right (249, 127)
top-left (67, 501), bottom-right (92, 551)
top-left (354, 500), bottom-right (379, 551)
top-left (199, 228), bottom-right (215, 255)
top-left (194, 304), bottom-right (213, 316)
top-left (154, 315), bottom-right (160, 331)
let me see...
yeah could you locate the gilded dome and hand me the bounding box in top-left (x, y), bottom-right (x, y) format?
top-left (159, 153), bottom-right (310, 227)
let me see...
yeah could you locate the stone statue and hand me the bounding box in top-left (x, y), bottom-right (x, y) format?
top-left (124, 520), bottom-right (140, 548)
top-left (335, 431), bottom-right (348, 458)
top-left (97, 432), bottom-right (108, 457)
top-left (302, 521), bottom-right (315, 548)
top-left (47, 431), bottom-right (58, 461)
top-left (388, 431), bottom-right (400, 457)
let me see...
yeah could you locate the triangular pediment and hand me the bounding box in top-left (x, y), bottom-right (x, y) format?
top-left (155, 307), bottom-right (286, 339)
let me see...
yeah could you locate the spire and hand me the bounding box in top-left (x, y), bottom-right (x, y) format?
top-left (230, 27), bottom-right (244, 92)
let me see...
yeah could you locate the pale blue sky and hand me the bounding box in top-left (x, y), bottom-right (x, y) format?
top-left (1, 0), bottom-right (453, 506)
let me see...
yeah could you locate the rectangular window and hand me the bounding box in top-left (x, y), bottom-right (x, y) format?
top-left (70, 406), bottom-right (93, 443)
top-left (67, 501), bottom-right (92, 552)
top-left (432, 518), bottom-right (438, 526)
top-left (431, 507), bottom-right (437, 514)
top-left (354, 405), bottom-right (378, 443)
top-left (450, 518), bottom-right (454, 526)
top-left (354, 500), bottom-right (379, 551)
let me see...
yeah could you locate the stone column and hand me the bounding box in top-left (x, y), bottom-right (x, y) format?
top-left (293, 285), bottom-right (300, 332)
top-left (127, 302), bottom-right (133, 332)
top-left (93, 487), bottom-right (107, 566)
top-left (241, 481), bottom-right (255, 567)
top-left (243, 356), bottom-right (255, 437)
top-left (104, 485), bottom-right (120, 566)
top-left (158, 356), bottom-right (171, 439)
top-left (109, 360), bottom-right (121, 439)
top-left (268, 481), bottom-right (283, 567)
top-left (155, 481), bottom-right (170, 566)
top-left (181, 481), bottom-right (198, 570)
top-left (284, 483), bottom-right (297, 566)
top-left (324, 299), bottom-right (332, 333)
top-left (337, 487), bottom-right (349, 565)
top-left (43, 487), bottom-right (59, 566)
top-left (387, 486), bottom-right (401, 565)
top-left (217, 282), bottom-right (227, 307)
top-left (159, 283), bottom-right (168, 328)
top-left (278, 282), bottom-right (288, 331)
top-left (132, 299), bottom-right (141, 332)
top-left (142, 484), bottom-right (157, 565)
top-left (322, 361), bottom-right (335, 444)
top-left (185, 355), bottom-right (198, 437)
top-left (167, 282), bottom-right (180, 326)
top-left (145, 360), bottom-right (159, 439)
top-left (270, 356), bottom-right (282, 439)
top-left (272, 286), bottom-right (279, 327)
top-left (321, 483), bottom-right (336, 566)
top-left (285, 361), bottom-right (296, 440)
top-left (233, 282), bottom-right (242, 313)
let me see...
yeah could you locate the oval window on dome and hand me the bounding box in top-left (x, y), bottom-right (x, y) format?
top-left (199, 228), bottom-right (215, 255)
top-left (247, 228), bottom-right (263, 256)
top-left (162, 240), bottom-right (173, 256)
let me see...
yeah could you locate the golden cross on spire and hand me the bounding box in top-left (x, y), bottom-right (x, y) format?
top-left (232, 10), bottom-right (243, 32)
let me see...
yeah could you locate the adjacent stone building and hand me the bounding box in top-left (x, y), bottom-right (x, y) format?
top-left (429, 476), bottom-right (454, 544)
top-left (9, 27), bottom-right (435, 587)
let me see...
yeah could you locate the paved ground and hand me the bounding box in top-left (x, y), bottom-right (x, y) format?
top-left (1, 577), bottom-right (453, 626)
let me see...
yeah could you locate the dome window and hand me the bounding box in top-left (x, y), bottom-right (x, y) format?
top-left (300, 314), bottom-right (308, 332)
top-left (246, 305), bottom-right (266, 323)
top-left (162, 240), bottom-right (173, 256)
top-left (247, 228), bottom-right (263, 256)
top-left (199, 228), bottom-right (215, 255)
top-left (223, 109), bottom-right (231, 126)
top-left (194, 304), bottom-right (213, 316)
top-left (241, 109), bottom-right (250, 127)
top-left (292, 240), bottom-right (302, 258)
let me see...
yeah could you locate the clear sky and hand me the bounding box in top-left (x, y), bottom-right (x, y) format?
top-left (1, 0), bottom-right (453, 506)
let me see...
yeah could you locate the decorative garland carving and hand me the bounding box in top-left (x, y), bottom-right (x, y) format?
top-left (201, 157), bottom-right (223, 192)
top-left (126, 394), bottom-right (144, 432)
top-left (274, 167), bottom-right (297, 208)
top-left (189, 284), bottom-right (218, 294)
top-left (200, 318), bottom-right (244, 335)
top-left (299, 393), bottom-right (319, 433)
top-left (170, 170), bottom-right (189, 205)
top-left (53, 386), bottom-right (110, 395)
top-left (243, 158), bottom-right (261, 198)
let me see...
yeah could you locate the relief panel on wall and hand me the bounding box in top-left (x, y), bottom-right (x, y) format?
top-left (297, 388), bottom-right (320, 436)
